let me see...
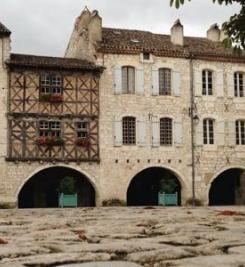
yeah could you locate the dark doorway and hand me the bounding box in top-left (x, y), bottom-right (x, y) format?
top-left (209, 168), bottom-right (245, 206)
top-left (127, 167), bottom-right (181, 206)
top-left (18, 167), bottom-right (95, 208)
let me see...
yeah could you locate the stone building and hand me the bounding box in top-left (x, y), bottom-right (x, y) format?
top-left (0, 20), bottom-right (104, 208)
top-left (0, 7), bottom-right (245, 207)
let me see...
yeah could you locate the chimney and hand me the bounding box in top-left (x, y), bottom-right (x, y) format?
top-left (171, 19), bottom-right (184, 46)
top-left (65, 7), bottom-right (95, 62)
top-left (88, 10), bottom-right (102, 44)
top-left (75, 6), bottom-right (91, 30)
top-left (220, 30), bottom-right (227, 42)
top-left (207, 24), bottom-right (221, 42)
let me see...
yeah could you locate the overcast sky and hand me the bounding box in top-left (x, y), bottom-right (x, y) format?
top-left (0, 0), bottom-right (240, 57)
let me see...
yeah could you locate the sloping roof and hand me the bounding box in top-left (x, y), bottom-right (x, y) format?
top-left (0, 21), bottom-right (11, 36)
top-left (7, 53), bottom-right (104, 71)
top-left (98, 27), bottom-right (245, 63)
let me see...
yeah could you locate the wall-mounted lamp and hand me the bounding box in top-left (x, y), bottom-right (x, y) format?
top-left (193, 115), bottom-right (199, 124)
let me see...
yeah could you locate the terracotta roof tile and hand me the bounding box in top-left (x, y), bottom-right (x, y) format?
top-left (7, 53), bottom-right (104, 71)
top-left (99, 27), bottom-right (245, 63)
top-left (0, 22), bottom-right (11, 36)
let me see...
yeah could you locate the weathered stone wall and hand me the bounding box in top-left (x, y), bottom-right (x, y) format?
top-left (0, 162), bottom-right (101, 207)
top-left (0, 36), bottom-right (11, 206)
top-left (193, 60), bottom-right (245, 204)
top-left (1, 28), bottom-right (245, 207)
top-left (97, 53), bottom-right (193, 204)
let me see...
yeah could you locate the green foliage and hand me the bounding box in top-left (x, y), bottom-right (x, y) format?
top-left (170, 0), bottom-right (245, 50)
top-left (58, 176), bottom-right (76, 194)
top-left (159, 177), bottom-right (177, 194)
top-left (102, 199), bottom-right (126, 206)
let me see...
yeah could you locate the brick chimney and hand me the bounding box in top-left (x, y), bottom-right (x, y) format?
top-left (171, 19), bottom-right (184, 46)
top-left (207, 24), bottom-right (220, 42)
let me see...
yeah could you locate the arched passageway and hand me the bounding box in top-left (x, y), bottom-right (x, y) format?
top-left (127, 167), bottom-right (181, 206)
top-left (18, 167), bottom-right (95, 208)
top-left (209, 168), bottom-right (245, 206)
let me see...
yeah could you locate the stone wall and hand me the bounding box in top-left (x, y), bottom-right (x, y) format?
top-left (193, 60), bottom-right (245, 204)
top-left (97, 53), bottom-right (193, 204)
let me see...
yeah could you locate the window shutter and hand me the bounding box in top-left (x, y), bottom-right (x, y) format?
top-left (194, 69), bottom-right (202, 96)
top-left (216, 70), bottom-right (224, 97)
top-left (195, 120), bottom-right (203, 146)
top-left (174, 118), bottom-right (183, 146)
top-left (113, 117), bottom-right (122, 146)
top-left (172, 71), bottom-right (181, 96)
top-left (227, 72), bottom-right (234, 98)
top-left (152, 117), bottom-right (160, 147)
top-left (114, 66), bottom-right (122, 94)
top-left (152, 68), bottom-right (159, 96)
top-left (228, 120), bottom-right (236, 146)
top-left (137, 119), bottom-right (147, 146)
top-left (217, 120), bottom-right (225, 146)
top-left (136, 68), bottom-right (144, 95)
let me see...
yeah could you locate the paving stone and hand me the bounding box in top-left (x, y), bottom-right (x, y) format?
top-left (0, 207), bottom-right (245, 266)
top-left (60, 262), bottom-right (143, 267)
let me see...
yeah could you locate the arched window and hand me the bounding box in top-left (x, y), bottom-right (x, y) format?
top-left (236, 120), bottom-right (245, 145)
top-left (203, 119), bottom-right (214, 145)
top-left (122, 117), bottom-right (136, 145)
top-left (202, 70), bottom-right (213, 96)
top-left (159, 68), bottom-right (171, 95)
top-left (122, 66), bottom-right (135, 94)
top-left (234, 72), bottom-right (244, 97)
top-left (160, 118), bottom-right (172, 145)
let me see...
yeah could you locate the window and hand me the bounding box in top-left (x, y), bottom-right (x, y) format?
top-left (143, 52), bottom-right (150, 60)
top-left (203, 119), bottom-right (214, 145)
top-left (236, 120), bottom-right (245, 145)
top-left (76, 121), bottom-right (89, 139)
top-left (40, 73), bottom-right (62, 95)
top-left (234, 72), bottom-right (244, 97)
top-left (159, 68), bottom-right (171, 95)
top-left (122, 117), bottom-right (136, 145)
top-left (160, 118), bottom-right (172, 145)
top-left (39, 121), bottom-right (61, 137)
top-left (202, 70), bottom-right (213, 96)
top-left (122, 66), bottom-right (135, 94)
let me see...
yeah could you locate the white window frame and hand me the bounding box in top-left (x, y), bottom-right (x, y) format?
top-left (202, 69), bottom-right (213, 96)
top-left (234, 72), bottom-right (244, 98)
top-left (203, 119), bottom-right (215, 145)
top-left (236, 120), bottom-right (245, 145)
top-left (76, 121), bottom-right (89, 139)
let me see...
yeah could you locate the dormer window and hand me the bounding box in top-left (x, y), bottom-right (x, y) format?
top-left (143, 52), bottom-right (150, 61)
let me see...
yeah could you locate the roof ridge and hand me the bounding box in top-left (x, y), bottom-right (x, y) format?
top-left (102, 27), bottom-right (214, 41)
top-left (11, 53), bottom-right (93, 62)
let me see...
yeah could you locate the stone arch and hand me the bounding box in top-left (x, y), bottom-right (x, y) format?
top-left (126, 166), bottom-right (186, 206)
top-left (208, 166), bottom-right (245, 206)
top-left (17, 165), bottom-right (98, 208)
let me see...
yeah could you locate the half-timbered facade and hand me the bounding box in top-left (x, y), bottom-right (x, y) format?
top-left (7, 54), bottom-right (103, 163)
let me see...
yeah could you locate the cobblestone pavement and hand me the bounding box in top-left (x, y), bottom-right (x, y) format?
top-left (0, 207), bottom-right (245, 267)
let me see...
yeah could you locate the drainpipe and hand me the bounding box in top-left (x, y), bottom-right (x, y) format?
top-left (1, 38), bottom-right (4, 69)
top-left (189, 53), bottom-right (196, 207)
